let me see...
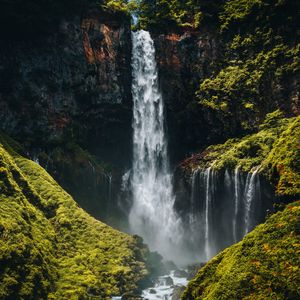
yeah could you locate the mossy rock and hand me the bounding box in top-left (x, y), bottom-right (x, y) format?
top-left (182, 112), bottom-right (300, 198)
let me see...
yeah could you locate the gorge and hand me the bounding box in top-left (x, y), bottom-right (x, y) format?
top-left (0, 0), bottom-right (299, 299)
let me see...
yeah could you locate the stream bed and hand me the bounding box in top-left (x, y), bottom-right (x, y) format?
top-left (142, 270), bottom-right (188, 300)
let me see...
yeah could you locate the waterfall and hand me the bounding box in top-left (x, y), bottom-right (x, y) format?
top-left (186, 164), bottom-right (271, 262)
top-left (189, 169), bottom-right (199, 225)
top-left (108, 174), bottom-right (112, 202)
top-left (233, 166), bottom-right (240, 242)
top-left (204, 166), bottom-right (213, 260)
top-left (244, 167), bottom-right (260, 234)
top-left (129, 30), bottom-right (182, 260)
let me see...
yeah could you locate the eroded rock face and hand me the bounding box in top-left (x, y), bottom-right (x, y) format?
top-left (0, 9), bottom-right (132, 222)
top-left (0, 10), bottom-right (132, 157)
top-left (152, 29), bottom-right (220, 162)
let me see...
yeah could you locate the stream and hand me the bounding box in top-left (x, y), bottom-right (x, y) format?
top-left (142, 270), bottom-right (188, 300)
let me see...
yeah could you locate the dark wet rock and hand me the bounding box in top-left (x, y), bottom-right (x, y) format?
top-left (187, 263), bottom-right (206, 280)
top-left (172, 285), bottom-right (186, 300)
top-left (149, 289), bottom-right (156, 294)
top-left (165, 276), bottom-right (174, 286)
top-left (121, 292), bottom-right (143, 300)
top-left (174, 269), bottom-right (188, 278)
top-left (164, 260), bottom-right (177, 271)
top-left (153, 30), bottom-right (220, 163)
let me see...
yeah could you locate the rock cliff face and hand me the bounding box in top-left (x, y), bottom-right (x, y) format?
top-left (153, 28), bottom-right (220, 162)
top-left (0, 9), bottom-right (132, 222)
top-left (0, 9), bottom-right (132, 161)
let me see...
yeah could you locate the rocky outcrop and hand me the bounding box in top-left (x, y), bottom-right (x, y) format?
top-left (0, 8), bottom-right (132, 222)
top-left (153, 28), bottom-right (220, 162)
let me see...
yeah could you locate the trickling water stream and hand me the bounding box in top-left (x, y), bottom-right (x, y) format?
top-left (129, 30), bottom-right (183, 261)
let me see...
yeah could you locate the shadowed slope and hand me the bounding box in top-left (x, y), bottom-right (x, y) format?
top-left (0, 135), bottom-right (148, 299)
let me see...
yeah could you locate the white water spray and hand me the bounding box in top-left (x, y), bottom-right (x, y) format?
top-left (244, 167), bottom-right (260, 234)
top-left (204, 166), bottom-right (214, 260)
top-left (129, 30), bottom-right (182, 260)
top-left (233, 166), bottom-right (240, 242)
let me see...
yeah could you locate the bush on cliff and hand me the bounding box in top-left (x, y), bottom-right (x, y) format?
top-left (181, 112), bottom-right (300, 198)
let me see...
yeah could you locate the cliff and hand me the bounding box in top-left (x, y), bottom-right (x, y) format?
top-left (145, 0), bottom-right (299, 163)
top-left (0, 4), bottom-right (133, 223)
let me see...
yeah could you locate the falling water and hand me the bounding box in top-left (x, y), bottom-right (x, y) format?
top-left (186, 164), bottom-right (271, 262)
top-left (108, 174), bottom-right (112, 202)
top-left (233, 166), bottom-right (240, 242)
top-left (129, 30), bottom-right (182, 260)
top-left (204, 166), bottom-right (213, 260)
top-left (244, 167), bottom-right (260, 234)
top-left (189, 169), bottom-right (199, 225)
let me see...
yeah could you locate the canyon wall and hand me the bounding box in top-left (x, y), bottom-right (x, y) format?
top-left (0, 8), bottom-right (132, 221)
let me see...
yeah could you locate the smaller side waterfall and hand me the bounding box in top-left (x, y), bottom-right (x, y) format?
top-left (204, 166), bottom-right (214, 260)
top-left (186, 165), bottom-right (273, 261)
top-left (244, 167), bottom-right (260, 234)
top-left (233, 166), bottom-right (240, 242)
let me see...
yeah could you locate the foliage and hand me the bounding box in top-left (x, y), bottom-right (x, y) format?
top-left (182, 201), bottom-right (300, 299)
top-left (196, 0), bottom-right (299, 131)
top-left (0, 135), bottom-right (149, 299)
top-left (263, 117), bottom-right (300, 197)
top-left (134, 0), bottom-right (223, 31)
top-left (104, 0), bottom-right (139, 14)
top-left (182, 112), bottom-right (300, 198)
top-left (198, 43), bottom-right (299, 130)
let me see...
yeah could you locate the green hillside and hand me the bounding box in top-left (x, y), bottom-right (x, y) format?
top-left (0, 135), bottom-right (148, 299)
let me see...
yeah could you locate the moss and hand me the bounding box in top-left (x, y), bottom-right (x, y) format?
top-left (263, 117), bottom-right (300, 197)
top-left (0, 135), bottom-right (149, 299)
top-left (182, 201), bottom-right (300, 300)
top-left (182, 112), bottom-right (300, 198)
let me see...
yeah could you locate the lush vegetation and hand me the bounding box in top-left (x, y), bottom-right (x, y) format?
top-left (127, 0), bottom-right (223, 31)
top-left (131, 0), bottom-right (299, 138)
top-left (181, 111), bottom-right (300, 198)
top-left (198, 0), bottom-right (299, 131)
top-left (182, 200), bottom-right (300, 299)
top-left (0, 134), bottom-right (149, 299)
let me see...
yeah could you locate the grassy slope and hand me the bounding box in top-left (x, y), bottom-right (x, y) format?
top-left (0, 136), bottom-right (148, 299)
top-left (182, 201), bottom-right (300, 300)
top-left (181, 112), bottom-right (300, 198)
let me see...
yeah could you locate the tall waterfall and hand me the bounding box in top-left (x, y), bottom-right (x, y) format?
top-left (129, 30), bottom-right (182, 261)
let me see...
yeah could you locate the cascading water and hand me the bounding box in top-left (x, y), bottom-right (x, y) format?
top-left (129, 30), bottom-right (182, 261)
top-left (204, 166), bottom-right (213, 260)
top-left (186, 166), bottom-right (273, 261)
top-left (233, 166), bottom-right (241, 243)
top-left (125, 30), bottom-right (272, 267)
top-left (244, 167), bottom-right (260, 234)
